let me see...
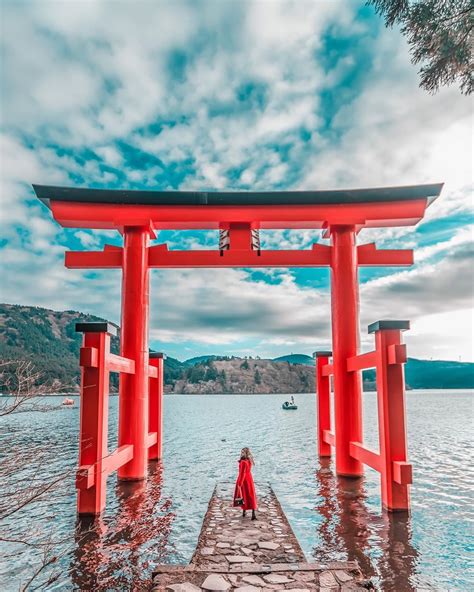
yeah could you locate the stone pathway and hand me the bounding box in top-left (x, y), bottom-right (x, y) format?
top-left (152, 482), bottom-right (370, 591)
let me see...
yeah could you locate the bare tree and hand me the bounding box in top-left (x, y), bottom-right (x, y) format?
top-left (0, 361), bottom-right (74, 590)
top-left (0, 360), bottom-right (64, 416)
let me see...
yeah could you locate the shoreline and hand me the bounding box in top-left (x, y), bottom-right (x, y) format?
top-left (1, 387), bottom-right (472, 398)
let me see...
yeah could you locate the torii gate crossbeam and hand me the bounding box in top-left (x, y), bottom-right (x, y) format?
top-left (34, 182), bottom-right (443, 516)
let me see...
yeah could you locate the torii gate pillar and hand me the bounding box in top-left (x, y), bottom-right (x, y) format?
top-left (118, 226), bottom-right (150, 481)
top-left (330, 225), bottom-right (363, 477)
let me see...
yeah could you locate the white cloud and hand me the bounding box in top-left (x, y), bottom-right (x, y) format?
top-left (94, 146), bottom-right (123, 168)
top-left (1, 0), bottom-right (472, 362)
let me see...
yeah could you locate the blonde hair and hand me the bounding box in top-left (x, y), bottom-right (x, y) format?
top-left (240, 447), bottom-right (255, 465)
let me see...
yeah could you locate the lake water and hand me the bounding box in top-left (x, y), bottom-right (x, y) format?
top-left (1, 391), bottom-right (473, 591)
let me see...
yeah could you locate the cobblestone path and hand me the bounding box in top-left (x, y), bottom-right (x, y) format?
top-left (152, 482), bottom-right (370, 591)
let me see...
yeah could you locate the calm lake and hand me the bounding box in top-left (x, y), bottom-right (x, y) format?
top-left (1, 390), bottom-right (473, 591)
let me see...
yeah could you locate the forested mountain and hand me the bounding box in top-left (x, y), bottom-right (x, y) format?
top-left (0, 303), bottom-right (472, 393)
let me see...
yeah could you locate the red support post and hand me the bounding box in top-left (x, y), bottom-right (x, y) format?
top-left (371, 320), bottom-right (411, 511)
top-left (315, 351), bottom-right (332, 457)
top-left (118, 226), bottom-right (150, 481)
top-left (330, 225), bottom-right (363, 477)
top-left (76, 322), bottom-right (116, 515)
top-left (148, 353), bottom-right (165, 460)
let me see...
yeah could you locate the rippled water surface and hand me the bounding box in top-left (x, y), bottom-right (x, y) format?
top-left (1, 391), bottom-right (473, 591)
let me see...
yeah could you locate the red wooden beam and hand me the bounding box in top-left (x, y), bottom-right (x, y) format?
top-left (150, 244), bottom-right (332, 268)
top-left (76, 464), bottom-right (95, 490)
top-left (347, 351), bottom-right (377, 372)
top-left (321, 363), bottom-right (334, 376)
top-left (51, 199), bottom-right (430, 230)
top-left (323, 429), bottom-right (335, 447)
top-left (146, 432), bottom-right (158, 448)
top-left (388, 343), bottom-right (407, 365)
top-left (357, 243), bottom-right (414, 266)
top-left (80, 346), bottom-right (98, 368)
top-left (393, 461), bottom-right (413, 485)
top-left (65, 242), bottom-right (415, 270)
top-left (107, 353), bottom-right (135, 374)
top-left (65, 244), bottom-right (333, 269)
top-left (102, 444), bottom-right (134, 476)
top-left (66, 250), bottom-right (122, 268)
top-left (148, 364), bottom-right (158, 379)
top-left (76, 444), bottom-right (136, 490)
top-left (349, 441), bottom-right (381, 472)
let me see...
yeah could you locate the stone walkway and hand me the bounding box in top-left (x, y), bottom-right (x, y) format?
top-left (152, 483), bottom-right (370, 591)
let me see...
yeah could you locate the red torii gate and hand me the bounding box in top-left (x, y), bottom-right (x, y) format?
top-left (34, 182), bottom-right (443, 516)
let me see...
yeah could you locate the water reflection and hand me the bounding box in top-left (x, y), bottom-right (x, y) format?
top-left (71, 462), bottom-right (175, 591)
top-left (313, 459), bottom-right (420, 591)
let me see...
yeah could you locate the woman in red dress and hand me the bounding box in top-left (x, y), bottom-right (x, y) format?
top-left (233, 447), bottom-right (257, 520)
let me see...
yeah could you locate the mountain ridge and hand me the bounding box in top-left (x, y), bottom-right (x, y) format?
top-left (0, 303), bottom-right (472, 392)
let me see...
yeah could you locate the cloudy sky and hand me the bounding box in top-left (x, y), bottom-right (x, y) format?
top-left (1, 0), bottom-right (472, 362)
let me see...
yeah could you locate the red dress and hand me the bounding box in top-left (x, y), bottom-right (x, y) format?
top-left (233, 459), bottom-right (257, 510)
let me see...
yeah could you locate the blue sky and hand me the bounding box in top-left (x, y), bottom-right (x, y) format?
top-left (0, 1), bottom-right (472, 362)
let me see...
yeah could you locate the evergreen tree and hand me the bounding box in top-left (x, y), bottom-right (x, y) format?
top-left (187, 365), bottom-right (206, 383)
top-left (254, 368), bottom-right (262, 385)
top-left (204, 363), bottom-right (218, 381)
top-left (368, 0), bottom-right (473, 94)
top-left (218, 369), bottom-right (227, 386)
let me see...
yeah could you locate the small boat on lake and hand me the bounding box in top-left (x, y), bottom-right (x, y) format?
top-left (282, 397), bottom-right (298, 410)
top-left (62, 398), bottom-right (75, 406)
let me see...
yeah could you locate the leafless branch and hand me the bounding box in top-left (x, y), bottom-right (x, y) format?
top-left (0, 360), bottom-right (67, 416)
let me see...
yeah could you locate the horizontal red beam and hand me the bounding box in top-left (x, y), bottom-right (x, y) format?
top-left (102, 444), bottom-right (134, 476)
top-left (76, 464), bottom-right (94, 490)
top-left (52, 199), bottom-right (430, 231)
top-left (66, 244), bottom-right (333, 269)
top-left (357, 243), bottom-right (414, 267)
top-left (75, 444), bottom-right (134, 490)
top-left (146, 432), bottom-right (158, 448)
top-left (322, 364), bottom-right (334, 376)
top-left (323, 429), bottom-right (335, 447)
top-left (347, 351), bottom-right (377, 372)
top-left (350, 441), bottom-right (381, 472)
top-left (65, 243), bottom-right (415, 270)
top-left (66, 250), bottom-right (123, 268)
top-left (151, 244), bottom-right (332, 268)
top-left (107, 353), bottom-right (135, 374)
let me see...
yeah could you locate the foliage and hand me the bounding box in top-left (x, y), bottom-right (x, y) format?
top-left (218, 369), bottom-right (227, 386)
top-left (368, 0), bottom-right (473, 94)
top-left (0, 303), bottom-right (187, 391)
top-left (0, 303), bottom-right (120, 392)
top-left (254, 368), bottom-right (262, 385)
top-left (1, 303), bottom-right (473, 393)
top-left (204, 363), bottom-right (218, 381)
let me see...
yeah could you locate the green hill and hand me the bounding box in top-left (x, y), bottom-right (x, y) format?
top-left (271, 351), bottom-right (474, 390)
top-left (0, 303), bottom-right (183, 391)
top-left (0, 303), bottom-right (472, 392)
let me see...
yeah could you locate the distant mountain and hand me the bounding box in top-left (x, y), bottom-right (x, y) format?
top-left (404, 358), bottom-right (474, 389)
top-left (273, 351), bottom-right (474, 390)
top-left (183, 355), bottom-right (222, 366)
top-left (169, 356), bottom-right (314, 394)
top-left (0, 303), bottom-right (472, 393)
top-left (273, 354), bottom-right (315, 365)
top-left (0, 303), bottom-right (182, 391)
